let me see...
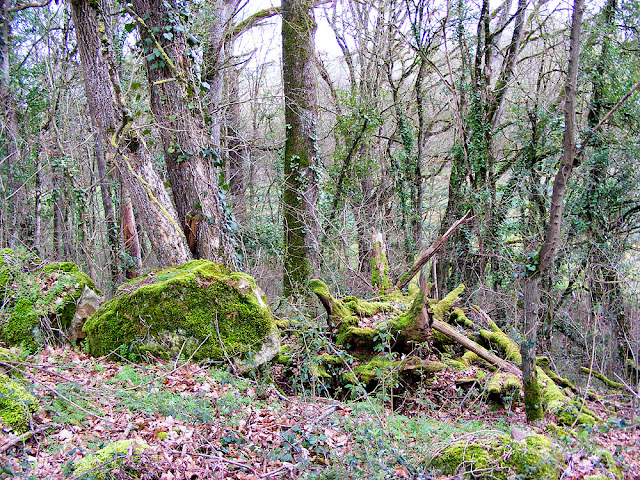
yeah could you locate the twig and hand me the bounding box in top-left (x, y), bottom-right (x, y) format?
top-left (168, 450), bottom-right (259, 476)
top-left (0, 423), bottom-right (58, 454)
top-left (126, 333), bottom-right (211, 391)
top-left (614, 373), bottom-right (640, 400)
top-left (214, 314), bottom-right (238, 375)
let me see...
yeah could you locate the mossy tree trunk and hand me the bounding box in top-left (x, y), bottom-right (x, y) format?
top-left (521, 0), bottom-right (584, 423)
top-left (70, 0), bottom-right (193, 268)
top-left (281, 0), bottom-right (319, 297)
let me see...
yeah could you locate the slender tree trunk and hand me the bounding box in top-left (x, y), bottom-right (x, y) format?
top-left (91, 116), bottom-right (120, 288)
top-left (121, 192), bottom-right (142, 279)
top-left (281, 0), bottom-right (319, 296)
top-left (34, 137), bottom-right (43, 255)
top-left (1, 0), bottom-right (22, 249)
top-left (227, 66), bottom-right (247, 220)
top-left (70, 0), bottom-right (192, 267)
top-left (521, 0), bottom-right (584, 422)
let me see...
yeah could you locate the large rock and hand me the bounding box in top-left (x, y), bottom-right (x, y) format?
top-left (0, 249), bottom-right (101, 350)
top-left (83, 260), bottom-right (280, 372)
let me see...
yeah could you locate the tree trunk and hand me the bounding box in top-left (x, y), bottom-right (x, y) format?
top-left (0, 0), bottom-right (22, 249)
top-left (226, 65), bottom-right (247, 221)
top-left (91, 116), bottom-right (120, 288)
top-left (281, 0), bottom-right (319, 296)
top-left (70, 0), bottom-right (192, 268)
top-left (121, 192), bottom-right (142, 279)
top-left (521, 0), bottom-right (584, 423)
top-left (131, 0), bottom-right (237, 267)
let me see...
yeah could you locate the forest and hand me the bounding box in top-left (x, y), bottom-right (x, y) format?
top-left (1, 0), bottom-right (640, 478)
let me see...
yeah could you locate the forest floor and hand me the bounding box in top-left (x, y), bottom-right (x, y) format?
top-left (1, 346), bottom-right (639, 479)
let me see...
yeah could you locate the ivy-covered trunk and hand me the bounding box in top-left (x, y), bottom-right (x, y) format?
top-left (132, 0), bottom-right (237, 268)
top-left (281, 0), bottom-right (319, 296)
top-left (70, 0), bottom-right (192, 267)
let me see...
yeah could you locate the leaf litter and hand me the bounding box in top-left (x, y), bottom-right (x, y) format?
top-left (0, 345), bottom-right (638, 479)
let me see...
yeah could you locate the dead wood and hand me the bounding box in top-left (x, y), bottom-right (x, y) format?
top-left (431, 319), bottom-right (521, 376)
top-left (395, 212), bottom-right (473, 290)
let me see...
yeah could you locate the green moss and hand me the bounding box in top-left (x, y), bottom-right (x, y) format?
top-left (486, 372), bottom-right (520, 395)
top-left (432, 440), bottom-right (495, 476)
top-left (479, 321), bottom-right (522, 364)
top-left (343, 298), bottom-right (398, 317)
top-left (510, 434), bottom-right (560, 479)
top-left (462, 350), bottom-right (479, 365)
top-left (311, 353), bottom-right (344, 378)
top-left (449, 307), bottom-right (473, 327)
top-left (353, 356), bottom-right (402, 384)
top-left (0, 249), bottom-right (15, 300)
top-left (381, 291), bottom-right (430, 345)
top-left (580, 367), bottom-right (624, 390)
top-left (403, 357), bottom-right (446, 373)
top-left (0, 374), bottom-right (38, 433)
top-left (430, 284), bottom-right (465, 321)
top-left (537, 357), bottom-right (579, 393)
top-left (0, 251), bottom-right (99, 350)
top-left (524, 369), bottom-right (545, 421)
top-left (74, 439), bottom-right (150, 479)
top-left (537, 368), bottom-right (596, 426)
top-left (3, 298), bottom-right (39, 351)
top-left (370, 242), bottom-right (390, 293)
top-left (431, 433), bottom-right (562, 479)
top-left (84, 261), bottom-right (278, 369)
top-left (276, 344), bottom-right (293, 365)
top-left (336, 325), bottom-right (375, 349)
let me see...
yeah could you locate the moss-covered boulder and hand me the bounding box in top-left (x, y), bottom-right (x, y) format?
top-left (431, 433), bottom-right (563, 479)
top-left (0, 249), bottom-right (100, 351)
top-left (83, 260), bottom-right (280, 372)
top-left (74, 439), bottom-right (150, 479)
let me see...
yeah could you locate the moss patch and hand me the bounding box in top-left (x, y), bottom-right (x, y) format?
top-left (479, 320), bottom-right (522, 364)
top-left (431, 432), bottom-right (562, 479)
top-left (84, 261), bottom-right (279, 371)
top-left (537, 368), bottom-right (597, 426)
top-left (0, 374), bottom-right (38, 433)
top-left (74, 439), bottom-right (150, 479)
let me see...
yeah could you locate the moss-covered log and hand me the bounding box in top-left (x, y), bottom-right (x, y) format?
top-left (536, 356), bottom-right (579, 394)
top-left (580, 367), bottom-right (624, 390)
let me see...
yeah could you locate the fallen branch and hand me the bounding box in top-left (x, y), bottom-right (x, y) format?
top-left (0, 423), bottom-right (57, 454)
top-left (431, 319), bottom-right (521, 376)
top-left (581, 367), bottom-right (624, 390)
top-left (396, 211), bottom-right (473, 290)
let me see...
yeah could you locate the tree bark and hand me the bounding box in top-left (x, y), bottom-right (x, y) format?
top-left (121, 192), bottom-right (142, 279)
top-left (281, 0), bottom-right (320, 296)
top-left (0, 0), bottom-right (22, 249)
top-left (70, 0), bottom-right (192, 267)
top-left (91, 116), bottom-right (121, 288)
top-left (131, 0), bottom-right (237, 267)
